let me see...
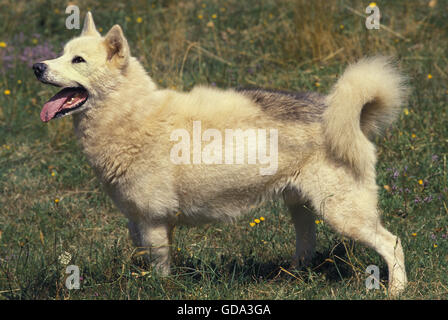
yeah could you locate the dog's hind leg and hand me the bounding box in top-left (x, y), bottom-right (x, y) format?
top-left (298, 160), bottom-right (407, 296)
top-left (283, 189), bottom-right (316, 267)
top-left (128, 219), bottom-right (173, 276)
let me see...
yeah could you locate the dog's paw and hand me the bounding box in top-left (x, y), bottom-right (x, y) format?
top-left (291, 253), bottom-right (314, 269)
top-left (388, 275), bottom-right (407, 297)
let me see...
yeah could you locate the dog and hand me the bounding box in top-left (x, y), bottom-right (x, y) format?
top-left (33, 12), bottom-right (408, 296)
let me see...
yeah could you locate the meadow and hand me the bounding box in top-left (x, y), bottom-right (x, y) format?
top-left (0, 0), bottom-right (447, 299)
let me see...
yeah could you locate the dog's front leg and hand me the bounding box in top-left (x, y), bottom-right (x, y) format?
top-left (128, 219), bottom-right (173, 276)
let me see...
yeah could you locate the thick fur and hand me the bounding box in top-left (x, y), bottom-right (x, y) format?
top-left (34, 13), bottom-right (409, 296)
top-left (323, 57), bottom-right (408, 177)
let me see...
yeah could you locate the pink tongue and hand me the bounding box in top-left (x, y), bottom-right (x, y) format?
top-left (40, 88), bottom-right (81, 122)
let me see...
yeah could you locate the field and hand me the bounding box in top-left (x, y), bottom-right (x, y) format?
top-left (0, 0), bottom-right (447, 299)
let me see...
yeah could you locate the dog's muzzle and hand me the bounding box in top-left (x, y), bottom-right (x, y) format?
top-left (32, 62), bottom-right (47, 80)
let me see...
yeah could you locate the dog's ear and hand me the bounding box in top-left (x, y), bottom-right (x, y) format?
top-left (104, 25), bottom-right (130, 68)
top-left (81, 12), bottom-right (101, 37)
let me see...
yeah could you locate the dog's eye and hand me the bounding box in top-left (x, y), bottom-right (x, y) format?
top-left (72, 56), bottom-right (86, 64)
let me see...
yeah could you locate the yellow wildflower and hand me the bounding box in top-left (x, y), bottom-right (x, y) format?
top-left (17, 80), bottom-right (22, 84)
top-left (427, 74), bottom-right (433, 79)
top-left (369, 2), bottom-right (377, 7)
top-left (260, 216), bottom-right (265, 221)
top-left (403, 108), bottom-right (409, 115)
top-left (0, 42), bottom-right (6, 48)
top-left (54, 198), bottom-right (60, 203)
top-left (136, 17), bottom-right (143, 23)
top-left (249, 222), bottom-right (256, 227)
top-left (411, 233), bottom-right (417, 237)
top-left (411, 133), bottom-right (416, 138)
top-left (4, 89), bottom-right (11, 95)
top-left (198, 14), bottom-right (203, 20)
top-left (212, 14), bottom-right (217, 19)
top-left (340, 24), bottom-right (344, 29)
top-left (418, 179), bottom-right (423, 185)
top-left (254, 218), bottom-right (261, 224)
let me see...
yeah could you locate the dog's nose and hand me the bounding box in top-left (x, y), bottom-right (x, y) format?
top-left (32, 62), bottom-right (47, 78)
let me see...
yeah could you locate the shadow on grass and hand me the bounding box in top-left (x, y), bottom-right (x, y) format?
top-left (168, 241), bottom-right (387, 287)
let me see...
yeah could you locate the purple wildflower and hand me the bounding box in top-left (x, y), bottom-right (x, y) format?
top-left (0, 32), bottom-right (57, 74)
top-left (12, 32), bottom-right (25, 44)
top-left (19, 42), bottom-right (57, 67)
top-left (393, 170), bottom-right (399, 179)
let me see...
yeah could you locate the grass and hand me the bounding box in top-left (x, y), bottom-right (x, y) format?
top-left (0, 0), bottom-right (447, 299)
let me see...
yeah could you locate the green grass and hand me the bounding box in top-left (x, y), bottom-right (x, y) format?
top-left (0, 0), bottom-right (447, 299)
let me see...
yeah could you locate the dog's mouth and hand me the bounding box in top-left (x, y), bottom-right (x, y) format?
top-left (40, 87), bottom-right (89, 122)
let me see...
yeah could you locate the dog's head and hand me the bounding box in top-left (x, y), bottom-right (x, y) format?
top-left (33, 12), bottom-right (130, 122)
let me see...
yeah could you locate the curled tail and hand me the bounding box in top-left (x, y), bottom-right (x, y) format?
top-left (323, 56), bottom-right (408, 176)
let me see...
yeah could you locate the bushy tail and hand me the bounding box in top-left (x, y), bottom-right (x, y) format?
top-left (323, 56), bottom-right (408, 176)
